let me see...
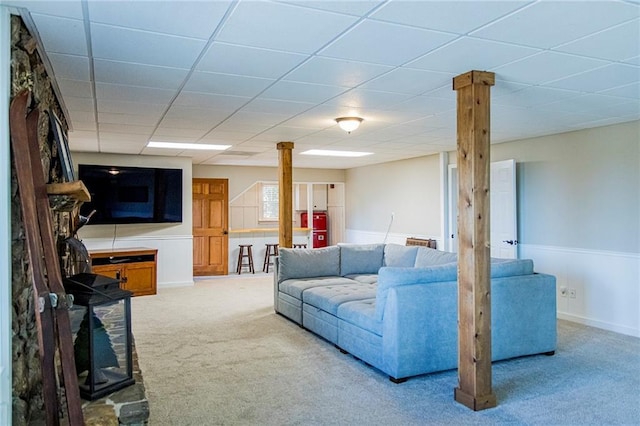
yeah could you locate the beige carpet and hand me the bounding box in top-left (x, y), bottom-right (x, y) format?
top-left (131, 274), bottom-right (640, 425)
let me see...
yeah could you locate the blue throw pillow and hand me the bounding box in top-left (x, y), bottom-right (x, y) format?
top-left (339, 244), bottom-right (384, 276)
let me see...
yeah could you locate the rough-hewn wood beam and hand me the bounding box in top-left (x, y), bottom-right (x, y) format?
top-left (277, 142), bottom-right (294, 248)
top-left (453, 70), bottom-right (496, 411)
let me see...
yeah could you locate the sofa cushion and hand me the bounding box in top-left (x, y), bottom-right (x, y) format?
top-left (344, 274), bottom-right (378, 285)
top-left (337, 299), bottom-right (382, 336)
top-left (280, 276), bottom-right (354, 300)
top-left (491, 258), bottom-right (534, 277)
top-left (383, 244), bottom-right (419, 267)
top-left (375, 264), bottom-right (457, 320)
top-left (303, 282), bottom-right (377, 315)
top-left (278, 246), bottom-right (340, 283)
top-left (414, 247), bottom-right (458, 267)
top-left (339, 243), bottom-right (384, 276)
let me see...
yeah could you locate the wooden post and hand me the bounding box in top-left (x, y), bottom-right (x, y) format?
top-left (277, 142), bottom-right (294, 248)
top-left (452, 70), bottom-right (496, 411)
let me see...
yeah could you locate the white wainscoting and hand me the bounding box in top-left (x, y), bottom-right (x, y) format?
top-left (81, 235), bottom-right (194, 288)
top-left (520, 244), bottom-right (640, 338)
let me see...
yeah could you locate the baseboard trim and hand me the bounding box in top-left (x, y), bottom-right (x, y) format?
top-left (158, 281), bottom-right (195, 289)
top-left (557, 312), bottom-right (639, 338)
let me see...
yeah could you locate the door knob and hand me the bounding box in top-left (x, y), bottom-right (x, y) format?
top-left (503, 240), bottom-right (518, 245)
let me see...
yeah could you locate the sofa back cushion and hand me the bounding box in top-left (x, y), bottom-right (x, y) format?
top-left (383, 244), bottom-right (419, 267)
top-left (339, 243), bottom-right (384, 276)
top-left (278, 246), bottom-right (340, 283)
top-left (375, 263), bottom-right (457, 320)
top-left (414, 247), bottom-right (458, 267)
top-left (491, 258), bottom-right (534, 277)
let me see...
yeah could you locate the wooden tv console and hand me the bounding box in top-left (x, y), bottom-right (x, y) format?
top-left (89, 247), bottom-right (157, 297)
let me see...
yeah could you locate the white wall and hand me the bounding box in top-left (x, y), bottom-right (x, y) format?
top-left (345, 154), bottom-right (442, 246)
top-left (345, 121), bottom-right (639, 337)
top-left (74, 152), bottom-right (194, 288)
top-left (1, 6), bottom-right (12, 424)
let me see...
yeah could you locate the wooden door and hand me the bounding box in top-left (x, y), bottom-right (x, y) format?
top-left (193, 178), bottom-right (229, 276)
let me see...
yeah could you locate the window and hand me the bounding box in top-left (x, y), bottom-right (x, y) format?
top-left (259, 183), bottom-right (278, 221)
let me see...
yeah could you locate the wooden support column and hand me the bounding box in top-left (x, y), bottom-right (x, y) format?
top-left (452, 70), bottom-right (496, 411)
top-left (277, 142), bottom-right (294, 248)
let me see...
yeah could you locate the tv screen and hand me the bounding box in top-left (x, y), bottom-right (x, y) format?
top-left (78, 164), bottom-right (183, 225)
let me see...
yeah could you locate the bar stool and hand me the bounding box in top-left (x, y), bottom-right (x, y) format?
top-left (293, 243), bottom-right (307, 249)
top-left (262, 243), bottom-right (279, 273)
top-left (236, 244), bottom-right (254, 274)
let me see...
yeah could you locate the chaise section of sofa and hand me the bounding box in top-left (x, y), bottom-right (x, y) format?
top-left (273, 243), bottom-right (557, 382)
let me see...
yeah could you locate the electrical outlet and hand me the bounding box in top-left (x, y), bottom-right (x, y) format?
top-left (560, 287), bottom-right (568, 297)
top-left (568, 288), bottom-right (576, 299)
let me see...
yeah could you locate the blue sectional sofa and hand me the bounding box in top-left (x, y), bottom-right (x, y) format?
top-left (273, 243), bottom-right (557, 382)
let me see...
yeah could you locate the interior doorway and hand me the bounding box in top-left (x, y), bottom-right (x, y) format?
top-left (193, 178), bottom-right (229, 276)
top-left (447, 159), bottom-right (518, 258)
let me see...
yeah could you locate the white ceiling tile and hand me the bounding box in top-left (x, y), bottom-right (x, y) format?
top-left (371, 1), bottom-right (528, 34)
top-left (63, 96), bottom-right (94, 111)
top-left (68, 120), bottom-right (96, 132)
top-left (624, 56), bottom-right (640, 66)
top-left (197, 42), bottom-right (308, 78)
top-left (199, 130), bottom-right (253, 143)
top-left (217, 1), bottom-right (359, 53)
top-left (163, 106), bottom-right (231, 123)
top-left (98, 112), bottom-right (160, 126)
top-left (99, 132), bottom-right (150, 143)
top-left (98, 124), bottom-right (154, 136)
top-left (99, 143), bottom-right (145, 155)
top-left (599, 82), bottom-right (640, 100)
top-left (286, 57), bottom-right (393, 86)
top-left (96, 82), bottom-right (176, 104)
top-left (184, 72), bottom-right (275, 97)
top-left (173, 91), bottom-right (250, 110)
top-left (320, 19), bottom-right (457, 66)
top-left (407, 37), bottom-right (539, 74)
top-left (282, 1), bottom-right (384, 16)
top-left (242, 99), bottom-right (315, 115)
top-left (68, 138), bottom-right (99, 152)
top-left (90, 23), bottom-right (206, 68)
top-left (94, 59), bottom-right (189, 89)
top-left (493, 51), bottom-right (609, 85)
top-left (545, 64), bottom-right (640, 93)
top-left (152, 127), bottom-right (209, 139)
top-left (48, 53), bottom-right (90, 81)
top-left (156, 117), bottom-right (218, 131)
top-left (494, 86), bottom-right (580, 108)
top-left (253, 126), bottom-right (319, 141)
top-left (323, 88), bottom-right (412, 109)
top-left (68, 110), bottom-right (96, 124)
top-left (7, 0), bottom-right (84, 19)
top-left (97, 99), bottom-right (166, 116)
top-left (389, 96), bottom-right (456, 116)
top-left (555, 19), bottom-right (640, 62)
top-left (87, 1), bottom-right (231, 39)
top-left (259, 81), bottom-right (347, 103)
top-left (30, 13), bottom-right (87, 55)
top-left (471, 1), bottom-right (639, 49)
top-left (57, 78), bottom-right (93, 98)
top-left (222, 111), bottom-right (291, 127)
top-left (361, 68), bottom-right (454, 95)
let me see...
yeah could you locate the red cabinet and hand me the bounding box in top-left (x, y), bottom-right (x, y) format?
top-left (301, 211), bottom-right (328, 248)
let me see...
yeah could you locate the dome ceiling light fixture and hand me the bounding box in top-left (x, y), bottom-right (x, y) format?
top-left (335, 116), bottom-right (363, 133)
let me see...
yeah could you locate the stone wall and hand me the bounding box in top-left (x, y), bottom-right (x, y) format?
top-left (10, 15), bottom-right (72, 424)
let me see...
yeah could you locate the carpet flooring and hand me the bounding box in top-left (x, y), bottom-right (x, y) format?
top-left (131, 274), bottom-right (640, 425)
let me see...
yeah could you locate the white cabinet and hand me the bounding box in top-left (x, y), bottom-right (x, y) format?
top-left (295, 184), bottom-right (327, 210)
top-left (312, 184), bottom-right (327, 210)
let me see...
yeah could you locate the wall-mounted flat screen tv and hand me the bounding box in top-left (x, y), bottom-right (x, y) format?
top-left (78, 164), bottom-right (183, 225)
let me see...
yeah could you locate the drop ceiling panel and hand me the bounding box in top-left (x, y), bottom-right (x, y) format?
top-left (555, 19), bottom-right (640, 62)
top-left (493, 52), bottom-right (609, 85)
top-left (90, 23), bottom-right (207, 68)
top-left (599, 82), bottom-right (640, 100)
top-left (282, 1), bottom-right (384, 16)
top-left (285, 56), bottom-right (393, 86)
top-left (57, 78), bottom-right (93, 98)
top-left (370, 1), bottom-right (528, 34)
top-left (95, 82), bottom-right (176, 104)
top-left (97, 100), bottom-right (166, 116)
top-left (242, 99), bottom-right (316, 115)
top-left (258, 81), bottom-right (347, 103)
top-left (93, 59), bottom-right (189, 89)
top-left (361, 68), bottom-right (454, 96)
top-left (493, 86), bottom-right (580, 108)
top-left (87, 0), bottom-right (231, 39)
top-left (97, 112), bottom-right (161, 126)
top-left (319, 19), bottom-right (457, 66)
top-left (406, 37), bottom-right (540, 74)
top-left (545, 64), bottom-right (640, 93)
top-left (63, 96), bottom-right (94, 111)
top-left (196, 42), bottom-right (308, 78)
top-left (30, 14), bottom-right (87, 55)
top-left (184, 71), bottom-right (275, 97)
top-left (322, 88), bottom-right (412, 109)
top-left (47, 53), bottom-right (90, 81)
top-left (173, 91), bottom-right (250, 110)
top-left (6, 0), bottom-right (84, 19)
top-left (217, 1), bottom-right (359, 53)
top-left (471, 1), bottom-right (639, 49)
top-left (98, 124), bottom-right (154, 136)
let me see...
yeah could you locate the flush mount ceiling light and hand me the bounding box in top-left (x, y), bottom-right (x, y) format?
top-left (147, 141), bottom-right (231, 150)
top-left (335, 117), bottom-right (363, 133)
top-left (300, 149), bottom-right (372, 158)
